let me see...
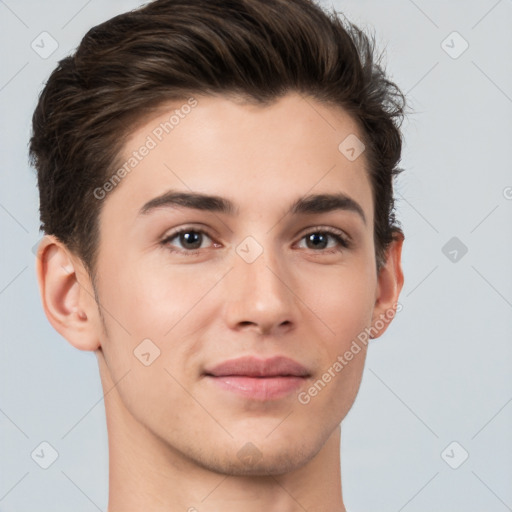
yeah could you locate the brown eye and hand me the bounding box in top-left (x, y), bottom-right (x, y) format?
top-left (161, 228), bottom-right (215, 254)
top-left (175, 231), bottom-right (203, 250)
top-left (297, 229), bottom-right (350, 252)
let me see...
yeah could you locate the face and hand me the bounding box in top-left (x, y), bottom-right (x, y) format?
top-left (87, 92), bottom-right (394, 475)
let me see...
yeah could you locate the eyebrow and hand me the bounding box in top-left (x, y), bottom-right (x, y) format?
top-left (138, 189), bottom-right (366, 224)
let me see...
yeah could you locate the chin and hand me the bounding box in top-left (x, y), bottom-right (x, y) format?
top-left (190, 435), bottom-right (323, 477)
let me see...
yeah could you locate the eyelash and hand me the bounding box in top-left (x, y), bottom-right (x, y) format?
top-left (160, 226), bottom-right (351, 256)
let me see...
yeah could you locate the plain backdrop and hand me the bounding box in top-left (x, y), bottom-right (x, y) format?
top-left (1, 1), bottom-right (511, 511)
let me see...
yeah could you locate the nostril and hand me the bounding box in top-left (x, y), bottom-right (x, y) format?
top-left (239, 321), bottom-right (253, 327)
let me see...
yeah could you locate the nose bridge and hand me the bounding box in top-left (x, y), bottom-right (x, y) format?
top-left (223, 234), bottom-right (297, 333)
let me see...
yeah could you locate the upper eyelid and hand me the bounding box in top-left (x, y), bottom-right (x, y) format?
top-left (162, 226), bottom-right (214, 243)
top-left (298, 225), bottom-right (351, 241)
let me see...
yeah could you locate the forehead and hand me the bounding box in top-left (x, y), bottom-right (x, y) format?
top-left (99, 92), bottom-right (373, 228)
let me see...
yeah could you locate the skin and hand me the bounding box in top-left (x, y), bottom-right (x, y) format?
top-left (36, 92), bottom-right (404, 512)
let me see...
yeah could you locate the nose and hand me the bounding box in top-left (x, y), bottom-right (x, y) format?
top-left (222, 244), bottom-right (299, 336)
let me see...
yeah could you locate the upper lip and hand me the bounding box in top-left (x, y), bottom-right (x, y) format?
top-left (203, 356), bottom-right (310, 378)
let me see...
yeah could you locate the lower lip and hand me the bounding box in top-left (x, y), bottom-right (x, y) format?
top-left (205, 375), bottom-right (307, 401)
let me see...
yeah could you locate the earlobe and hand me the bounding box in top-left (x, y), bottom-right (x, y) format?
top-left (35, 235), bottom-right (100, 351)
top-left (370, 232), bottom-right (405, 339)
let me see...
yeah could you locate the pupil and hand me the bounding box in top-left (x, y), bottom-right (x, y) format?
top-left (308, 233), bottom-right (327, 249)
top-left (181, 231), bottom-right (201, 249)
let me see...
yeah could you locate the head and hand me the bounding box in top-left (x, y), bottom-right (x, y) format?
top-left (31, 0), bottom-right (405, 476)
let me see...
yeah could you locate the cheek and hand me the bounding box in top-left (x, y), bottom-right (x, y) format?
top-left (295, 260), bottom-right (376, 347)
top-left (94, 265), bottom-right (197, 426)
top-left (295, 268), bottom-right (374, 412)
top-left (296, 267), bottom-right (374, 416)
top-left (103, 255), bottom-right (211, 333)
top-left (323, 292), bottom-right (374, 355)
top-left (97, 260), bottom-right (222, 382)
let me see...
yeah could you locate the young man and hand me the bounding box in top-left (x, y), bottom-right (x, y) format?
top-left (30, 0), bottom-right (406, 510)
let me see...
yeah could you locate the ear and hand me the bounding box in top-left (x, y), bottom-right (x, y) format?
top-left (35, 234), bottom-right (101, 351)
top-left (370, 232), bottom-right (405, 339)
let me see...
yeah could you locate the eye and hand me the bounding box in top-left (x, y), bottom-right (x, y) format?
top-left (160, 226), bottom-right (351, 256)
top-left (296, 228), bottom-right (351, 253)
top-left (160, 227), bottom-right (217, 255)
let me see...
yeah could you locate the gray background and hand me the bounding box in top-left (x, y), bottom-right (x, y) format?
top-left (1, 0), bottom-right (511, 510)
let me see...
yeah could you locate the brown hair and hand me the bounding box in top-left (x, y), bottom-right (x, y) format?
top-left (29, 0), bottom-right (406, 278)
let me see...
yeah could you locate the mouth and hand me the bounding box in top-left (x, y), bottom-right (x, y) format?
top-left (203, 374), bottom-right (309, 401)
top-left (202, 355), bottom-right (311, 401)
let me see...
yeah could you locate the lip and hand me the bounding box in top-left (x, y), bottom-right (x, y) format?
top-left (203, 356), bottom-right (310, 401)
top-left (203, 355), bottom-right (310, 378)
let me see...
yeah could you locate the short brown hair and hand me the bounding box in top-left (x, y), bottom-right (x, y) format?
top-left (29, 0), bottom-right (406, 278)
